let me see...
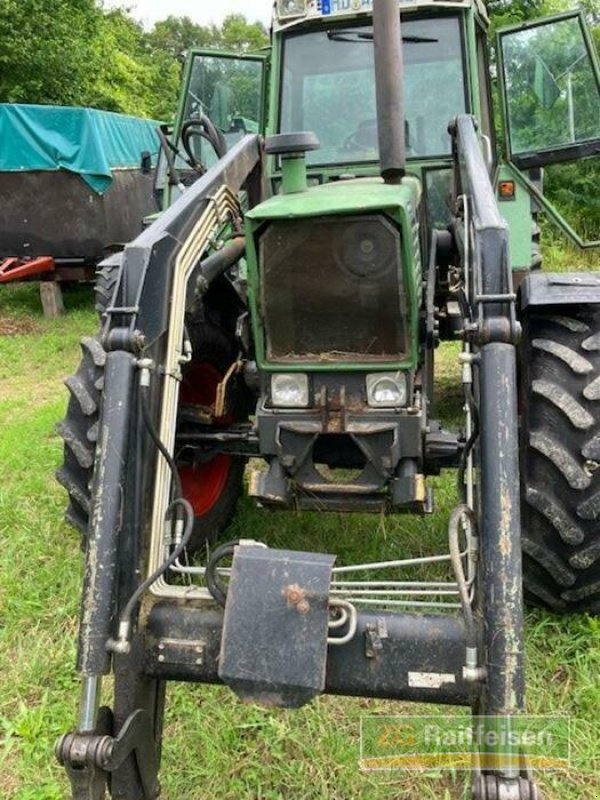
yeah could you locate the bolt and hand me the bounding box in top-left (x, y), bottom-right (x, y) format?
top-left (284, 584), bottom-right (304, 606)
top-left (297, 600), bottom-right (310, 615)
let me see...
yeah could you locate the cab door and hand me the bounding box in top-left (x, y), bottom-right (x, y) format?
top-left (176, 50), bottom-right (268, 156)
top-left (497, 10), bottom-right (600, 169)
top-left (157, 50), bottom-right (268, 209)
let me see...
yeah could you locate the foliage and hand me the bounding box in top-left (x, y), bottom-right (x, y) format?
top-left (0, 0), bottom-right (103, 106)
top-left (0, 2), bottom-right (268, 121)
top-left (545, 159), bottom-right (600, 239)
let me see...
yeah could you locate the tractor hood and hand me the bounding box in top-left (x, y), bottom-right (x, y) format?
top-left (246, 175), bottom-right (421, 224)
top-left (245, 175), bottom-right (423, 372)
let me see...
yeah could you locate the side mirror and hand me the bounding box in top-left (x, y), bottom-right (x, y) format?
top-left (140, 151), bottom-right (153, 175)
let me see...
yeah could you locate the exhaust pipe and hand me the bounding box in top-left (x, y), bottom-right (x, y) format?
top-left (373, 0), bottom-right (406, 184)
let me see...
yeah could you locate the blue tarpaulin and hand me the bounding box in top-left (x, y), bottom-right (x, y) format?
top-left (0, 104), bottom-right (161, 194)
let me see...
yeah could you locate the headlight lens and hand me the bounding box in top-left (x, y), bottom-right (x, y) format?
top-left (277, 0), bottom-right (307, 19)
top-left (271, 374), bottom-right (310, 408)
top-left (366, 372), bottom-right (408, 408)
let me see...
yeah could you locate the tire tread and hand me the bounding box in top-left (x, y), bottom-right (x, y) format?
top-left (521, 307), bottom-right (600, 614)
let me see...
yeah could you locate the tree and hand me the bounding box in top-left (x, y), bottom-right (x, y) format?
top-left (147, 15), bottom-right (219, 59)
top-left (0, 3), bottom-right (268, 121)
top-left (0, 0), bottom-right (104, 105)
top-left (219, 14), bottom-right (269, 52)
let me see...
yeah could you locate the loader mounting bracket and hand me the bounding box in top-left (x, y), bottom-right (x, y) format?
top-left (56, 708), bottom-right (160, 800)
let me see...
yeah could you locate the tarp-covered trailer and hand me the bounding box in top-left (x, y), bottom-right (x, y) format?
top-left (0, 104), bottom-right (160, 314)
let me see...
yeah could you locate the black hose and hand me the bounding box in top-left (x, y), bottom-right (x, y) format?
top-left (205, 540), bottom-right (239, 607)
top-left (157, 124), bottom-right (181, 187)
top-left (112, 377), bottom-right (194, 644)
top-left (140, 383), bottom-right (183, 504)
top-left (200, 114), bottom-right (227, 157)
top-left (457, 383), bottom-right (479, 502)
top-left (119, 497), bottom-right (194, 628)
top-left (182, 115), bottom-right (227, 173)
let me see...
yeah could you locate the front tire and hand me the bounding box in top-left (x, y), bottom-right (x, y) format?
top-left (57, 325), bottom-right (245, 549)
top-left (178, 321), bottom-right (247, 551)
top-left (56, 336), bottom-right (105, 539)
top-left (520, 308), bottom-right (600, 614)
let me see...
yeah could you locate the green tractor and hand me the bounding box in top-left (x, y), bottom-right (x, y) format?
top-left (56, 1), bottom-right (600, 798)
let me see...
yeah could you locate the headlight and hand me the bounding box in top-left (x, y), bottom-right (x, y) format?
top-left (366, 372), bottom-right (408, 408)
top-left (271, 374), bottom-right (310, 408)
top-left (277, 0), bottom-right (307, 20)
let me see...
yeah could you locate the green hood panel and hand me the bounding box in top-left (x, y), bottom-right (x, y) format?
top-left (247, 176), bottom-right (422, 221)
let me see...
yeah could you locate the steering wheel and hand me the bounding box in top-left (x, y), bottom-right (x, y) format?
top-left (343, 119), bottom-right (379, 152)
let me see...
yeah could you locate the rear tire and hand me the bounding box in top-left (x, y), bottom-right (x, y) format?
top-left (520, 308), bottom-right (600, 614)
top-left (179, 321), bottom-right (247, 551)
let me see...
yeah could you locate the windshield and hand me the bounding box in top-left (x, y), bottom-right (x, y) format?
top-left (280, 15), bottom-right (467, 165)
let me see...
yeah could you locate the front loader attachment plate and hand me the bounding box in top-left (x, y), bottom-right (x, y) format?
top-left (219, 545), bottom-right (336, 708)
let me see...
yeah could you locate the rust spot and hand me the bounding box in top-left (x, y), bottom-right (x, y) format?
top-left (297, 599), bottom-right (310, 615)
top-left (499, 489), bottom-right (513, 557)
top-left (283, 584), bottom-right (311, 614)
top-left (283, 584), bottom-right (305, 606)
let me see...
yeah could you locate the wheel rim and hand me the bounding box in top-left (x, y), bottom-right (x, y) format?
top-left (179, 362), bottom-right (232, 518)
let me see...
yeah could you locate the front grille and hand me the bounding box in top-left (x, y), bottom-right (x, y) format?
top-left (259, 214), bottom-right (409, 363)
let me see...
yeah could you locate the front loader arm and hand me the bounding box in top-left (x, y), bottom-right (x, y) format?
top-left (60, 135), bottom-right (265, 800)
top-left (449, 115), bottom-right (527, 786)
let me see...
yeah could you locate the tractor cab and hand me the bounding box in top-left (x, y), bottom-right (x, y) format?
top-left (165, 0), bottom-right (600, 261)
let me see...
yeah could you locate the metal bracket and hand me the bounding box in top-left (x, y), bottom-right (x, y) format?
top-left (219, 545), bottom-right (336, 707)
top-left (364, 617), bottom-right (389, 658)
top-left (56, 709), bottom-right (160, 800)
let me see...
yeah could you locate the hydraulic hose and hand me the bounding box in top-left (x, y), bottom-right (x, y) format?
top-left (108, 380), bottom-right (192, 653)
top-left (448, 504), bottom-right (477, 650)
top-left (120, 497), bottom-right (194, 626)
top-left (205, 540), bottom-right (239, 607)
top-left (457, 383), bottom-right (479, 502)
top-left (140, 383), bottom-right (183, 503)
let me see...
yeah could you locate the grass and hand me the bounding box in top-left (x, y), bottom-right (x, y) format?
top-left (0, 264), bottom-right (599, 799)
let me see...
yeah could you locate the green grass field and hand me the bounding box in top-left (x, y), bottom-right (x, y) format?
top-left (0, 266), bottom-right (599, 799)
